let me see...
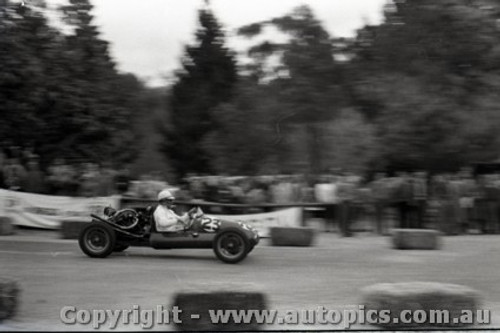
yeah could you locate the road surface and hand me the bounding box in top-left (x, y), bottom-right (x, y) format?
top-left (1, 231), bottom-right (499, 331)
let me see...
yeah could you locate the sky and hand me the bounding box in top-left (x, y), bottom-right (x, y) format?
top-left (49, 0), bottom-right (388, 86)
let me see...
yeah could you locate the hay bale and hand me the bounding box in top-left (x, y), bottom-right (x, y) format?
top-left (270, 227), bottom-right (315, 247)
top-left (361, 282), bottom-right (481, 328)
top-left (392, 229), bottom-right (441, 250)
top-left (61, 220), bottom-right (89, 239)
top-left (0, 217), bottom-right (14, 236)
top-left (172, 283), bottom-right (267, 331)
top-left (0, 278), bottom-right (20, 322)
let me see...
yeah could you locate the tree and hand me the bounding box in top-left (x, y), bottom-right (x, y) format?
top-left (237, 6), bottom-right (347, 174)
top-left (0, 0), bottom-right (66, 158)
top-left (320, 108), bottom-right (379, 174)
top-left (0, 0), bottom-right (144, 168)
top-left (348, 0), bottom-right (500, 172)
top-left (201, 78), bottom-right (288, 175)
top-left (161, 6), bottom-right (237, 179)
top-left (56, 0), bottom-right (141, 165)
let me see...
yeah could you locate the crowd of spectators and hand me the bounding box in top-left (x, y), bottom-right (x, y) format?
top-left (3, 145), bottom-right (500, 235)
top-left (175, 169), bottom-right (500, 235)
top-left (0, 146), bottom-right (131, 197)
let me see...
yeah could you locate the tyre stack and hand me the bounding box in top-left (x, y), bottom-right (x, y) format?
top-left (172, 283), bottom-right (267, 331)
top-left (0, 278), bottom-right (20, 323)
top-left (270, 227), bottom-right (316, 247)
top-left (361, 282), bottom-right (481, 329)
top-left (392, 229), bottom-right (441, 250)
top-left (0, 217), bottom-right (14, 236)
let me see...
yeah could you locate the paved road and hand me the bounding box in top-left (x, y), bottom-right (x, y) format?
top-left (1, 231), bottom-right (500, 331)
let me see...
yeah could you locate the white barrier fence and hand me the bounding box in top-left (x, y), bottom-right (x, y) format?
top-left (0, 189), bottom-right (120, 229)
top-left (0, 190), bottom-right (302, 235)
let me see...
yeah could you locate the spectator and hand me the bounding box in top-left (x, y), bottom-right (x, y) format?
top-left (47, 158), bottom-right (78, 196)
top-left (97, 163), bottom-right (116, 196)
top-left (174, 181), bottom-right (193, 202)
top-left (79, 162), bottom-right (101, 197)
top-left (269, 177), bottom-right (293, 204)
top-left (187, 175), bottom-right (206, 200)
top-left (245, 180), bottom-right (267, 213)
top-left (441, 174), bottom-right (461, 235)
top-left (314, 175), bottom-right (339, 232)
top-left (484, 174), bottom-right (500, 234)
top-left (203, 176), bottom-right (220, 202)
top-left (394, 172), bottom-right (413, 228)
top-left (114, 166), bottom-right (131, 194)
top-left (23, 156), bottom-right (46, 194)
top-left (3, 156), bottom-right (27, 191)
top-left (21, 144), bottom-right (36, 166)
top-left (370, 172), bottom-right (390, 235)
top-left (133, 173), bottom-right (169, 199)
top-left (314, 175), bottom-right (338, 204)
top-left (296, 175), bottom-right (315, 203)
top-left (227, 178), bottom-right (246, 204)
top-left (430, 174), bottom-right (448, 232)
top-left (215, 178), bottom-right (234, 204)
top-left (337, 175), bottom-right (357, 237)
top-left (411, 171), bottom-right (428, 228)
top-left (457, 168), bottom-right (477, 233)
top-left (0, 148), bottom-right (6, 189)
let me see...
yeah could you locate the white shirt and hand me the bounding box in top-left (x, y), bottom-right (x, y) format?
top-left (154, 205), bottom-right (189, 232)
top-left (314, 183), bottom-right (338, 204)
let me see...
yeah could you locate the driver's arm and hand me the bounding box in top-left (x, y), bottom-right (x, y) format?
top-left (173, 211), bottom-right (190, 225)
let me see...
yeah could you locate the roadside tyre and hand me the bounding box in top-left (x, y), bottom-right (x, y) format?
top-left (213, 230), bottom-right (249, 264)
top-left (113, 243), bottom-right (129, 252)
top-left (79, 222), bottom-right (116, 258)
top-left (0, 278), bottom-right (19, 322)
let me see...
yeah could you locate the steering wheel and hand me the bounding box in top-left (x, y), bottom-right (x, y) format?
top-left (185, 207), bottom-right (202, 230)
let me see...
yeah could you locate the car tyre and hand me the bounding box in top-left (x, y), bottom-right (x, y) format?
top-left (79, 222), bottom-right (116, 258)
top-left (213, 230), bottom-right (249, 264)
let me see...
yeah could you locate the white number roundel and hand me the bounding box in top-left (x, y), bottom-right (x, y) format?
top-left (201, 217), bottom-right (220, 232)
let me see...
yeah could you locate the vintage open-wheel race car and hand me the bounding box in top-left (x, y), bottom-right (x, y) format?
top-left (78, 206), bottom-right (260, 264)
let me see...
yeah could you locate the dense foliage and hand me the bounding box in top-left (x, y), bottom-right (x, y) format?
top-left (160, 7), bottom-right (238, 178)
top-left (0, 0), bottom-right (144, 168)
top-left (4, 0), bottom-right (500, 179)
top-left (349, 0), bottom-right (500, 172)
top-left (184, 0), bottom-right (500, 176)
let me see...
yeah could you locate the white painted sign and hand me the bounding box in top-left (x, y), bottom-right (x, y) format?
top-left (0, 189), bottom-right (120, 229)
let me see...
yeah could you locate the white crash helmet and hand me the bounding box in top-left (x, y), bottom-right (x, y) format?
top-left (158, 189), bottom-right (175, 201)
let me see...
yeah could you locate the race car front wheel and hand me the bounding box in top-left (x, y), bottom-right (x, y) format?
top-left (213, 231), bottom-right (249, 264)
top-left (79, 222), bottom-right (116, 258)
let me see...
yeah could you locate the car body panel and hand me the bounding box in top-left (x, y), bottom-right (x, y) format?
top-left (150, 232), bottom-right (214, 249)
top-left (88, 206), bottom-right (260, 250)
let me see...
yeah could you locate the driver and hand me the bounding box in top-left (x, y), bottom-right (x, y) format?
top-left (154, 189), bottom-right (191, 232)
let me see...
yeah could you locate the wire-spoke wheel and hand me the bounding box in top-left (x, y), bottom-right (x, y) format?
top-left (79, 223), bottom-right (116, 258)
top-left (213, 231), bottom-right (249, 264)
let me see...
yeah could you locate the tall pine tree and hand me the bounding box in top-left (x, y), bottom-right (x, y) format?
top-left (237, 6), bottom-right (343, 174)
top-left (57, 0), bottom-right (141, 165)
top-left (161, 5), bottom-right (237, 179)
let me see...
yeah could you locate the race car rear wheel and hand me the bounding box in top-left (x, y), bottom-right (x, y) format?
top-left (79, 222), bottom-right (116, 258)
top-left (213, 231), bottom-right (249, 264)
